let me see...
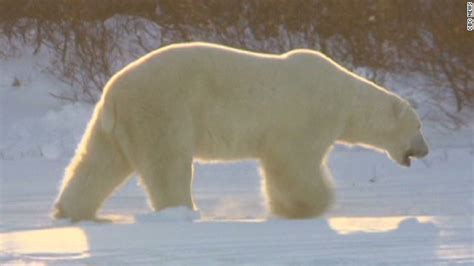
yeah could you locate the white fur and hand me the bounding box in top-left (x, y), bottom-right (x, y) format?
top-left (53, 42), bottom-right (428, 221)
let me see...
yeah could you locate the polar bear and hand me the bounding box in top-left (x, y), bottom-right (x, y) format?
top-left (53, 42), bottom-right (429, 221)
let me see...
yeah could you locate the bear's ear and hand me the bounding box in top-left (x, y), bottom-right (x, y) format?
top-left (392, 101), bottom-right (407, 119)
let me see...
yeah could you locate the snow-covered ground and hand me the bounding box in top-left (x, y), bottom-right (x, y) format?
top-left (1, 52), bottom-right (473, 265)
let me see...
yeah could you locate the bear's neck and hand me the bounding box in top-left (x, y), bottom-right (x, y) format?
top-left (338, 78), bottom-right (398, 149)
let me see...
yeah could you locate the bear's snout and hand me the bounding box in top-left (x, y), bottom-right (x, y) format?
top-left (409, 134), bottom-right (429, 159)
top-left (402, 135), bottom-right (429, 167)
top-left (414, 147), bottom-right (429, 158)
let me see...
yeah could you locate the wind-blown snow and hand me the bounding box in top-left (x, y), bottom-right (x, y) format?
top-left (1, 52), bottom-right (473, 265)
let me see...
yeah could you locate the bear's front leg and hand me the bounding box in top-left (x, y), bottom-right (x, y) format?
top-left (138, 154), bottom-right (194, 211)
top-left (127, 108), bottom-right (195, 212)
top-left (260, 148), bottom-right (334, 219)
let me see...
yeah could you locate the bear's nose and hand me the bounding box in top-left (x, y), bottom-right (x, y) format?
top-left (410, 135), bottom-right (429, 158)
top-left (411, 148), bottom-right (428, 158)
top-left (418, 147), bottom-right (428, 158)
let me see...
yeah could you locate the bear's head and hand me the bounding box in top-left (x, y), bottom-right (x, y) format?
top-left (384, 101), bottom-right (429, 167)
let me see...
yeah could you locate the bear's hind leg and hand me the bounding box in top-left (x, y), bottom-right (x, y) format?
top-left (261, 150), bottom-right (333, 219)
top-left (54, 122), bottom-right (133, 221)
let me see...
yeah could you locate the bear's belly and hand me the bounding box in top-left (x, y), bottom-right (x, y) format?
top-left (193, 126), bottom-right (261, 161)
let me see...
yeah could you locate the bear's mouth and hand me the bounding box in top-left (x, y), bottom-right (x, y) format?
top-left (402, 146), bottom-right (429, 167)
top-left (402, 150), bottom-right (414, 167)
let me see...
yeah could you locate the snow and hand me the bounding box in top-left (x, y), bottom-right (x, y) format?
top-left (1, 52), bottom-right (473, 265)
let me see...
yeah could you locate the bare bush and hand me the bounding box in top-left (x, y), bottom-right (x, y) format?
top-left (0, 0), bottom-right (472, 127)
